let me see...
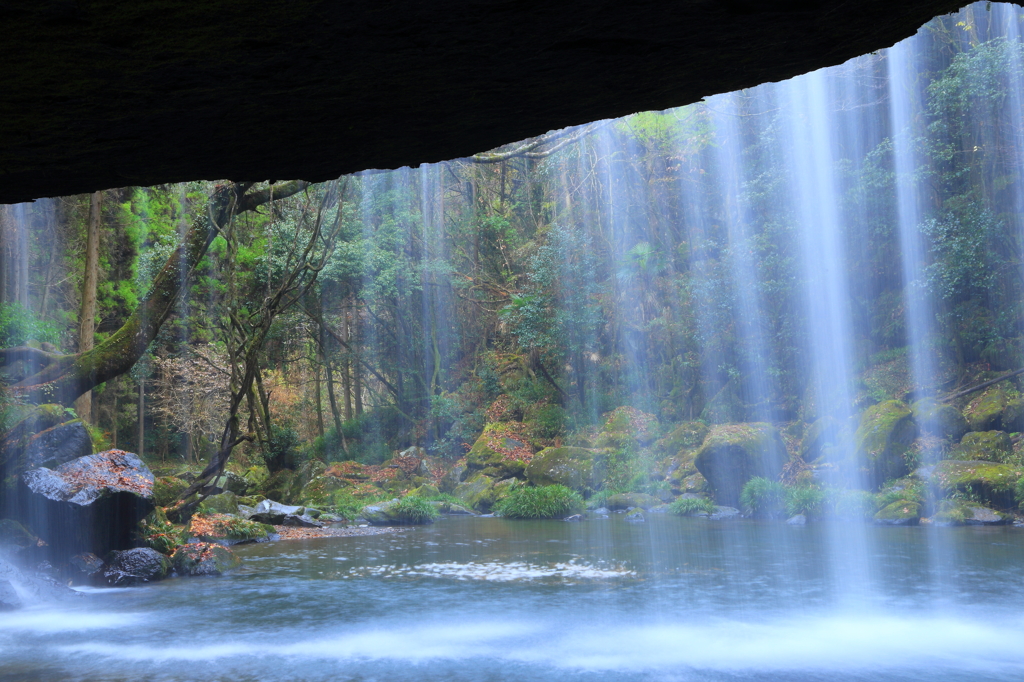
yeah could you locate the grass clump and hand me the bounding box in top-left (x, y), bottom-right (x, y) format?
top-left (669, 496), bottom-right (717, 516)
top-left (739, 477), bottom-right (787, 518)
top-left (493, 484), bottom-right (584, 519)
top-left (422, 492), bottom-right (464, 512)
top-left (785, 486), bottom-right (827, 518)
top-left (390, 496), bottom-right (441, 523)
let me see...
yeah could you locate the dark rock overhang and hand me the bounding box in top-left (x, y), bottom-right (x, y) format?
top-left (0, 0), bottom-right (967, 203)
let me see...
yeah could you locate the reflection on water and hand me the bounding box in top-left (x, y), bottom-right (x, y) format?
top-left (2, 515), bottom-right (1024, 681)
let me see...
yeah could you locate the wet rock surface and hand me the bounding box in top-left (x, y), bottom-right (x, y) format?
top-left (17, 450), bottom-right (154, 559)
top-left (104, 547), bottom-right (171, 586)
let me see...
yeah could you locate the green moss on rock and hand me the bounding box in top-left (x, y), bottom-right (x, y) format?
top-left (525, 446), bottom-right (604, 492)
top-left (466, 423), bottom-right (532, 479)
top-left (855, 400), bottom-right (917, 488)
top-left (452, 473), bottom-right (497, 512)
top-left (655, 421), bottom-right (709, 456)
top-left (964, 386), bottom-right (1009, 432)
top-left (693, 423), bottom-right (787, 507)
top-left (911, 399), bottom-right (968, 442)
top-left (603, 492), bottom-right (662, 511)
top-left (927, 460), bottom-right (1023, 508)
top-left (873, 500), bottom-right (921, 525)
top-left (954, 430), bottom-right (1013, 462)
top-left (171, 542), bottom-right (241, 576)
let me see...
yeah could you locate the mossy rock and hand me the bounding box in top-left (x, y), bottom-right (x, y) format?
top-left (525, 446), bottom-right (605, 492)
top-left (360, 497), bottom-right (438, 525)
top-left (854, 400), bottom-right (917, 488)
top-left (953, 431), bottom-right (1012, 462)
top-left (264, 469), bottom-right (302, 504)
top-left (187, 513), bottom-right (271, 545)
top-left (209, 472), bottom-right (248, 496)
top-left (594, 407), bottom-right (659, 448)
top-left (171, 542), bottom-right (241, 576)
top-left (243, 465), bottom-right (270, 493)
top-left (410, 483), bottom-right (440, 498)
top-left (201, 491), bottom-right (238, 514)
top-left (693, 423), bottom-right (787, 507)
top-left (911, 399), bottom-right (968, 442)
top-left (0, 519), bottom-right (35, 548)
top-left (300, 474), bottom-right (350, 506)
top-left (466, 424), bottom-right (531, 479)
top-left (603, 492), bottom-right (662, 511)
top-left (964, 386), bottom-right (1009, 432)
top-left (153, 476), bottom-right (188, 507)
top-left (700, 382), bottom-right (743, 424)
top-left (666, 450), bottom-right (701, 490)
top-left (931, 500), bottom-right (1011, 526)
top-left (678, 472), bottom-right (708, 493)
top-left (873, 500), bottom-right (921, 525)
top-left (452, 473), bottom-right (497, 511)
top-left (926, 460), bottom-right (1023, 508)
top-left (654, 421), bottom-right (709, 456)
top-left (801, 416), bottom-right (842, 462)
top-left (1001, 398), bottom-right (1024, 433)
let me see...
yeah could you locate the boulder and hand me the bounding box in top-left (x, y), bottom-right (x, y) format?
top-left (854, 400), bottom-right (917, 488)
top-left (17, 450), bottom-right (154, 560)
top-left (263, 469), bottom-right (302, 504)
top-left (964, 386), bottom-right (1009, 432)
top-left (206, 471), bottom-right (249, 495)
top-left (0, 578), bottom-right (22, 610)
top-left (187, 513), bottom-right (276, 545)
top-left (0, 519), bottom-right (36, 550)
top-left (932, 501), bottom-right (1011, 526)
top-left (801, 416), bottom-right (842, 462)
top-left (525, 447), bottom-right (604, 492)
top-left (410, 483), bottom-right (440, 498)
top-left (18, 420), bottom-right (93, 471)
top-left (1000, 397), bottom-right (1024, 433)
top-left (694, 423), bottom-right (787, 507)
top-left (104, 547), bottom-right (171, 585)
top-left (299, 474), bottom-right (349, 506)
top-left (911, 400), bottom-right (968, 442)
top-left (786, 514), bottom-right (807, 525)
top-left (923, 460), bottom-right (1023, 508)
top-left (466, 424), bottom-right (531, 479)
top-left (69, 552), bottom-right (105, 582)
top-left (0, 405), bottom-right (78, 477)
top-left (624, 508), bottom-right (645, 523)
top-left (249, 499), bottom-right (323, 528)
top-left (171, 542), bottom-right (241, 576)
top-left (954, 431), bottom-right (1013, 462)
top-left (152, 476), bottom-right (189, 507)
top-left (604, 492), bottom-right (662, 511)
top-left (201, 491), bottom-right (239, 514)
top-left (439, 464), bottom-right (466, 493)
top-left (873, 500), bottom-right (921, 525)
top-left (709, 506), bottom-right (741, 520)
top-left (453, 473), bottom-right (497, 511)
top-left (360, 498), bottom-right (437, 525)
top-left (564, 514), bottom-right (584, 522)
top-left (655, 421), bottom-right (710, 456)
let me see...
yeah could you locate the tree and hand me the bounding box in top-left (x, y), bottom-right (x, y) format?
top-left (73, 191), bottom-right (101, 422)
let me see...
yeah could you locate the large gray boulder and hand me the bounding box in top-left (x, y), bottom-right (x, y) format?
top-left (18, 450), bottom-right (154, 560)
top-left (248, 499), bottom-right (323, 527)
top-left (694, 423), bottom-right (787, 507)
top-left (0, 578), bottom-right (21, 611)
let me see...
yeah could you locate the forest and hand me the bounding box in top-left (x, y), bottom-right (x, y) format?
top-left (3, 5), bottom-right (1024, 533)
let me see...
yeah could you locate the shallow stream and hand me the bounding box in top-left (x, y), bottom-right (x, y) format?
top-left (3, 515), bottom-right (1024, 681)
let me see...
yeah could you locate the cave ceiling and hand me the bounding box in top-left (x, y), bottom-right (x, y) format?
top-left (0, 0), bottom-right (967, 203)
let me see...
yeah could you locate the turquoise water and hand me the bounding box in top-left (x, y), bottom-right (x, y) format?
top-left (2, 515), bottom-right (1024, 681)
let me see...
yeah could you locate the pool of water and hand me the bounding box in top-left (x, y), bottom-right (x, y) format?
top-left (3, 514), bottom-right (1024, 681)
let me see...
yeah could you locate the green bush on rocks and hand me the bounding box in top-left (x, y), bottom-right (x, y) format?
top-left (911, 399), bottom-right (968, 442)
top-left (964, 386), bottom-right (1009, 432)
top-left (953, 430), bottom-right (1013, 462)
top-left (926, 460), bottom-right (1023, 508)
top-left (525, 446), bottom-right (604, 492)
top-left (493, 484), bottom-right (583, 519)
top-left (739, 477), bottom-right (787, 518)
top-left (668, 496), bottom-right (716, 516)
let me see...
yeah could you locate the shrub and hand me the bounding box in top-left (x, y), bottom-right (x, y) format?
top-left (389, 496), bottom-right (440, 524)
top-left (332, 490), bottom-right (388, 521)
top-left (739, 477), bottom-right (787, 518)
top-left (785, 486), bottom-right (827, 518)
top-left (829, 488), bottom-right (879, 520)
top-left (1015, 476), bottom-right (1024, 508)
top-left (669, 496), bottom-right (717, 516)
top-left (493, 484), bottom-right (584, 519)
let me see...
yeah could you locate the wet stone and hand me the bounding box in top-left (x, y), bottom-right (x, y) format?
top-left (104, 547), bottom-right (171, 586)
top-left (0, 578), bottom-right (21, 611)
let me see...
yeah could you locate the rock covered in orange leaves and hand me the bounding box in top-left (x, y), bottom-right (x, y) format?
top-left (18, 450), bottom-right (155, 560)
top-left (171, 542), bottom-right (241, 576)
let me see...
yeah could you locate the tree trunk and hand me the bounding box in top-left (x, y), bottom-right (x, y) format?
top-left (137, 376), bottom-right (145, 457)
top-left (74, 191), bottom-right (101, 422)
top-left (314, 345), bottom-right (325, 439)
top-left (2, 181), bottom-right (309, 406)
top-left (341, 309), bottom-right (352, 420)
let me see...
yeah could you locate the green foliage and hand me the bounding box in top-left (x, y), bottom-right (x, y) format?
top-left (493, 484), bottom-right (584, 519)
top-left (0, 302), bottom-right (62, 349)
top-left (389, 496), bottom-right (441, 523)
top-left (332, 490), bottom-right (389, 521)
top-left (784, 486), bottom-right (827, 518)
top-left (1015, 476), bottom-right (1024, 508)
top-left (668, 496), bottom-right (717, 516)
top-left (739, 477), bottom-right (787, 518)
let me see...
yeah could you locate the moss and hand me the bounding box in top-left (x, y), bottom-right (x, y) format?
top-left (801, 416), bottom-right (841, 462)
top-left (655, 421), bottom-right (709, 456)
top-left (466, 422), bottom-right (532, 479)
top-left (153, 476), bottom-right (188, 507)
top-left (264, 469), bottom-right (302, 504)
top-left (700, 382), bottom-right (743, 424)
top-left (200, 491), bottom-right (238, 514)
top-left (243, 465), bottom-right (270, 493)
top-left (493, 484), bottom-right (584, 519)
top-left (452, 472), bottom-right (497, 511)
top-left (300, 474), bottom-right (350, 506)
top-left (1001, 397), bottom-right (1024, 433)
top-left (953, 430), bottom-right (1012, 462)
top-left (911, 399), bottom-right (968, 442)
top-left (668, 496), bottom-right (717, 516)
top-left (873, 500), bottom-right (921, 525)
top-left (525, 446), bottom-right (604, 492)
top-left (171, 542), bottom-right (241, 576)
top-left (929, 460), bottom-right (1023, 508)
top-left (693, 423), bottom-right (787, 507)
top-left (854, 400), bottom-right (916, 488)
top-left (603, 492), bottom-right (662, 511)
top-left (187, 513), bottom-right (270, 544)
top-left (964, 386), bottom-right (1009, 432)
